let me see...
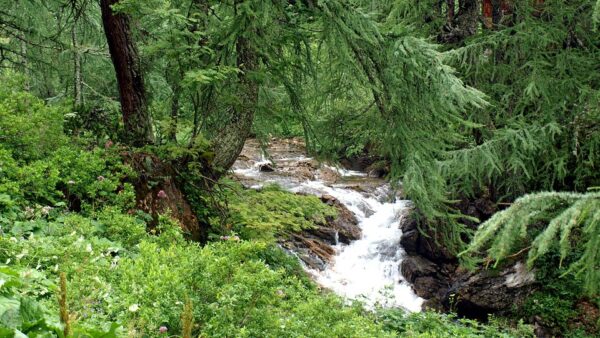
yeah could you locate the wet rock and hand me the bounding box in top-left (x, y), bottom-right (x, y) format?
top-left (447, 262), bottom-right (536, 320)
top-left (259, 163), bottom-right (275, 172)
top-left (399, 214), bottom-right (419, 255)
top-left (340, 154), bottom-right (381, 172)
top-left (413, 276), bottom-right (448, 300)
top-left (319, 195), bottom-right (361, 243)
top-left (400, 229), bottom-right (419, 255)
top-left (401, 256), bottom-right (438, 283)
top-left (281, 239), bottom-right (329, 271)
top-left (279, 160), bottom-right (318, 181)
top-left (397, 207), bottom-right (547, 326)
top-left (366, 160), bottom-right (390, 178)
top-left (401, 256), bottom-right (448, 299)
top-left (398, 210), bottom-right (457, 301)
top-left (318, 166), bottom-right (340, 184)
top-left (278, 194), bottom-right (361, 271)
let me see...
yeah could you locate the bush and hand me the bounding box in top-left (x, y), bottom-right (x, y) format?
top-left (0, 265), bottom-right (119, 337)
top-left (0, 72), bottom-right (66, 161)
top-left (377, 308), bottom-right (534, 338)
top-left (0, 145), bottom-right (135, 211)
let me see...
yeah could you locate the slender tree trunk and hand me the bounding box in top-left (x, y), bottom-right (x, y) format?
top-left (72, 25), bottom-right (83, 107)
top-left (482, 0), bottom-right (493, 29)
top-left (168, 82), bottom-right (180, 142)
top-left (447, 0), bottom-right (455, 22)
top-left (491, 0), bottom-right (503, 26)
top-left (19, 32), bottom-right (29, 91)
top-left (100, 0), bottom-right (154, 146)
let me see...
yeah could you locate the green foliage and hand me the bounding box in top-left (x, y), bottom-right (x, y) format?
top-left (0, 143), bottom-right (135, 211)
top-left (2, 204), bottom-right (394, 337)
top-left (377, 308), bottom-right (534, 338)
top-left (0, 265), bottom-right (119, 337)
top-left (216, 183), bottom-right (337, 241)
top-left (0, 72), bottom-right (66, 161)
top-left (3, 0), bottom-right (600, 335)
top-left (595, 0), bottom-right (600, 29)
top-left (521, 292), bottom-right (577, 333)
top-left (462, 191), bottom-right (600, 296)
top-left (517, 249), bottom-right (598, 336)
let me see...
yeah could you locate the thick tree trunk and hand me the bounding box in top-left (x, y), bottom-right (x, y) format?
top-left (100, 0), bottom-right (154, 146)
top-left (100, 0), bottom-right (205, 241)
top-left (210, 35), bottom-right (258, 174)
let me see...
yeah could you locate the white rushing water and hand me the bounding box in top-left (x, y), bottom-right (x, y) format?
top-left (233, 153), bottom-right (424, 312)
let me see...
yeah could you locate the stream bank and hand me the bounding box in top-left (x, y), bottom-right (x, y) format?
top-left (231, 138), bottom-right (576, 335)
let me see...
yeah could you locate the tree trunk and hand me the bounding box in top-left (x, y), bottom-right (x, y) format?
top-left (447, 0), bottom-right (455, 22)
top-left (168, 84), bottom-right (180, 142)
top-left (482, 0), bottom-right (493, 29)
top-left (210, 35), bottom-right (258, 174)
top-left (100, 0), bottom-right (205, 241)
top-left (19, 31), bottom-right (29, 91)
top-left (100, 0), bottom-right (154, 146)
top-left (438, 0), bottom-right (480, 43)
top-left (72, 25), bottom-right (83, 107)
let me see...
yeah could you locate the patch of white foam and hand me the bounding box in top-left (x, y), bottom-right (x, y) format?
top-left (324, 164), bottom-right (368, 177)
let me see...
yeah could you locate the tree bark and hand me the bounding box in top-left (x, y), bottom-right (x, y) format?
top-left (100, 0), bottom-right (206, 241)
top-left (210, 35), bottom-right (258, 174)
top-left (438, 0), bottom-right (480, 43)
top-left (168, 81), bottom-right (180, 142)
top-left (447, 0), bottom-right (455, 22)
top-left (72, 25), bottom-right (83, 107)
top-left (100, 0), bottom-right (154, 146)
top-left (482, 0), bottom-right (493, 29)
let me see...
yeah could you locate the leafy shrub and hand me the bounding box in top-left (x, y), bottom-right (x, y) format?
top-left (0, 72), bottom-right (66, 161)
top-left (99, 239), bottom-right (392, 337)
top-left (0, 265), bottom-right (119, 337)
top-left (1, 202), bottom-right (391, 337)
top-left (521, 292), bottom-right (576, 333)
top-left (377, 308), bottom-right (534, 338)
top-left (517, 249), bottom-right (599, 337)
top-left (0, 145), bottom-right (135, 211)
top-left (47, 147), bottom-right (136, 211)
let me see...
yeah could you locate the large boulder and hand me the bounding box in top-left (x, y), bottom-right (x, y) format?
top-left (398, 211), bottom-right (455, 262)
top-left (280, 194), bottom-right (361, 271)
top-left (398, 208), bottom-right (539, 319)
top-left (400, 255), bottom-right (455, 300)
top-left (445, 262), bottom-right (536, 320)
top-left (318, 194), bottom-right (361, 244)
top-left (401, 255), bottom-right (438, 283)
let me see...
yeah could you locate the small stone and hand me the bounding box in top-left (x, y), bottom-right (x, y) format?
top-left (259, 163), bottom-right (275, 172)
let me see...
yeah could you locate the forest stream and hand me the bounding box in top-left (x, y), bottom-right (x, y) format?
top-left (232, 139), bottom-right (424, 312)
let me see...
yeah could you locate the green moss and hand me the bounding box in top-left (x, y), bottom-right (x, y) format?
top-left (216, 183), bottom-right (337, 241)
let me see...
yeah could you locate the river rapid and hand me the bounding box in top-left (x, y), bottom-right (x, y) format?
top-left (233, 139), bottom-right (423, 312)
